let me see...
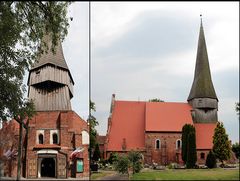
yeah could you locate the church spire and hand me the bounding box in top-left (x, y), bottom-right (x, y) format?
top-left (32, 34), bottom-right (70, 72)
top-left (188, 16), bottom-right (217, 101)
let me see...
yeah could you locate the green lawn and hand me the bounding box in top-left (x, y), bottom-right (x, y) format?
top-left (90, 170), bottom-right (116, 180)
top-left (131, 168), bottom-right (239, 180)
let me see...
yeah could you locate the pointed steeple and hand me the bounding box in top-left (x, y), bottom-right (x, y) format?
top-left (31, 34), bottom-right (69, 71)
top-left (188, 17), bottom-right (218, 101)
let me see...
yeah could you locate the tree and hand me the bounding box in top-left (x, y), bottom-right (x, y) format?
top-left (186, 128), bottom-right (197, 168)
top-left (205, 150), bottom-right (217, 168)
top-left (0, 1), bottom-right (71, 122)
top-left (213, 122), bottom-right (231, 165)
top-left (89, 101), bottom-right (99, 160)
top-left (232, 142), bottom-right (240, 159)
top-left (236, 102), bottom-right (239, 116)
top-left (181, 124), bottom-right (192, 164)
top-left (92, 143), bottom-right (101, 162)
top-left (108, 152), bottom-right (118, 165)
top-left (148, 98), bottom-right (164, 102)
top-left (114, 154), bottom-right (129, 175)
top-left (128, 151), bottom-right (143, 174)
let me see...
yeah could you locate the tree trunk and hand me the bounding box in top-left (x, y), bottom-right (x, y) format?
top-left (17, 122), bottom-right (23, 180)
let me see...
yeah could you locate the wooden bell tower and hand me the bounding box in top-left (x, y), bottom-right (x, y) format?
top-left (27, 34), bottom-right (74, 111)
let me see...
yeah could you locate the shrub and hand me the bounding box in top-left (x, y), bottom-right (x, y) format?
top-left (113, 154), bottom-right (129, 174)
top-left (206, 150), bottom-right (217, 168)
top-left (128, 151), bottom-right (143, 174)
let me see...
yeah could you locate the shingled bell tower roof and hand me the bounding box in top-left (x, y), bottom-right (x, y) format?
top-left (188, 17), bottom-right (218, 101)
top-left (30, 34), bottom-right (74, 84)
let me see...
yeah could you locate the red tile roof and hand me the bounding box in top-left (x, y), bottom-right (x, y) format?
top-left (195, 123), bottom-right (216, 149)
top-left (107, 101), bottom-right (146, 151)
top-left (145, 102), bottom-right (193, 132)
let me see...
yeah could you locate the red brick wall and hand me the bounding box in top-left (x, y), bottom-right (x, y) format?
top-left (145, 132), bottom-right (184, 165)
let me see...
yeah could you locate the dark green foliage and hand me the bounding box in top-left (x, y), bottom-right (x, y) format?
top-left (0, 2), bottom-right (71, 122)
top-left (89, 101), bottom-right (99, 159)
top-left (213, 122), bottom-right (231, 164)
top-left (181, 124), bottom-right (192, 164)
top-left (114, 154), bottom-right (129, 174)
top-left (186, 129), bottom-right (197, 168)
top-left (128, 150), bottom-right (143, 174)
top-left (108, 152), bottom-right (118, 165)
top-left (205, 150), bottom-right (217, 168)
top-left (148, 98), bottom-right (164, 102)
top-left (236, 102), bottom-right (239, 116)
top-left (93, 143), bottom-right (101, 162)
top-left (232, 143), bottom-right (240, 159)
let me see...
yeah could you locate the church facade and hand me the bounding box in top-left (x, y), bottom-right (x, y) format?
top-left (0, 35), bottom-right (89, 178)
top-left (104, 21), bottom-right (219, 165)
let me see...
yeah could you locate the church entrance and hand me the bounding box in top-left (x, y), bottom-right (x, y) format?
top-left (40, 157), bottom-right (56, 178)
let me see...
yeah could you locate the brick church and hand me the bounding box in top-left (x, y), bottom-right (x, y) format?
top-left (104, 20), bottom-right (220, 165)
top-left (0, 35), bottom-right (89, 178)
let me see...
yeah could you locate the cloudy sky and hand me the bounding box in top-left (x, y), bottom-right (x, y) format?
top-left (22, 2), bottom-right (238, 143)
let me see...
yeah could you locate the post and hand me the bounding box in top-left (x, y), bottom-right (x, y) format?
top-left (17, 121), bottom-right (23, 180)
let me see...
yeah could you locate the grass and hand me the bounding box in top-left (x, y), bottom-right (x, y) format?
top-left (131, 168), bottom-right (239, 180)
top-left (90, 170), bottom-right (116, 180)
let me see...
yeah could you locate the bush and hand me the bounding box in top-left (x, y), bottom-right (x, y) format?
top-left (128, 151), bottom-right (143, 174)
top-left (113, 155), bottom-right (129, 174)
top-left (206, 150), bottom-right (217, 168)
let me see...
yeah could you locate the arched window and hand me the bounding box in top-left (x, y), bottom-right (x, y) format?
top-left (176, 139), bottom-right (182, 149)
top-left (200, 152), bottom-right (205, 159)
top-left (155, 139), bottom-right (160, 149)
top-left (53, 133), bottom-right (58, 144)
top-left (39, 134), bottom-right (43, 144)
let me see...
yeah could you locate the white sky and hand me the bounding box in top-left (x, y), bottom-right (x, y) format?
top-left (22, 2), bottom-right (239, 143)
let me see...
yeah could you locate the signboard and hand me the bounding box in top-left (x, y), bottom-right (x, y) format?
top-left (76, 159), bottom-right (83, 172)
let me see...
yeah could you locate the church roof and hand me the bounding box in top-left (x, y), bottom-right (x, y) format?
top-left (107, 101), bottom-right (146, 151)
top-left (195, 123), bottom-right (216, 149)
top-left (106, 99), bottom-right (216, 151)
top-left (188, 20), bottom-right (218, 101)
top-left (145, 102), bottom-right (193, 132)
top-left (31, 34), bottom-right (69, 70)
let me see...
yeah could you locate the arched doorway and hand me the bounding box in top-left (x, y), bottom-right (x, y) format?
top-left (41, 158), bottom-right (56, 177)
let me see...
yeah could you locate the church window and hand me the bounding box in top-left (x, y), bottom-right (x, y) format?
top-left (53, 133), bottom-right (58, 144)
top-left (39, 134), bottom-right (44, 144)
top-left (200, 152), bottom-right (205, 159)
top-left (155, 139), bottom-right (161, 149)
top-left (176, 139), bottom-right (182, 149)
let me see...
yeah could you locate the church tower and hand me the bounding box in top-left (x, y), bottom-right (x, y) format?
top-left (27, 34), bottom-right (74, 111)
top-left (188, 18), bottom-right (218, 123)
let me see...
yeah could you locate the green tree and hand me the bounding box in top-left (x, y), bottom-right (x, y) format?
top-left (114, 154), bottom-right (129, 174)
top-left (205, 150), bottom-right (217, 168)
top-left (236, 102), bottom-right (239, 116)
top-left (213, 122), bottom-right (231, 165)
top-left (186, 129), bottom-right (197, 168)
top-left (148, 98), bottom-right (164, 102)
top-left (128, 151), bottom-right (143, 174)
top-left (181, 124), bottom-right (192, 164)
top-left (89, 101), bottom-right (99, 159)
top-left (92, 143), bottom-right (101, 162)
top-left (232, 142), bottom-right (240, 159)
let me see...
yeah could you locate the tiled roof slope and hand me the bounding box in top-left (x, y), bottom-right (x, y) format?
top-left (107, 101), bottom-right (146, 151)
top-left (195, 123), bottom-right (216, 149)
top-left (145, 102), bottom-right (193, 132)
